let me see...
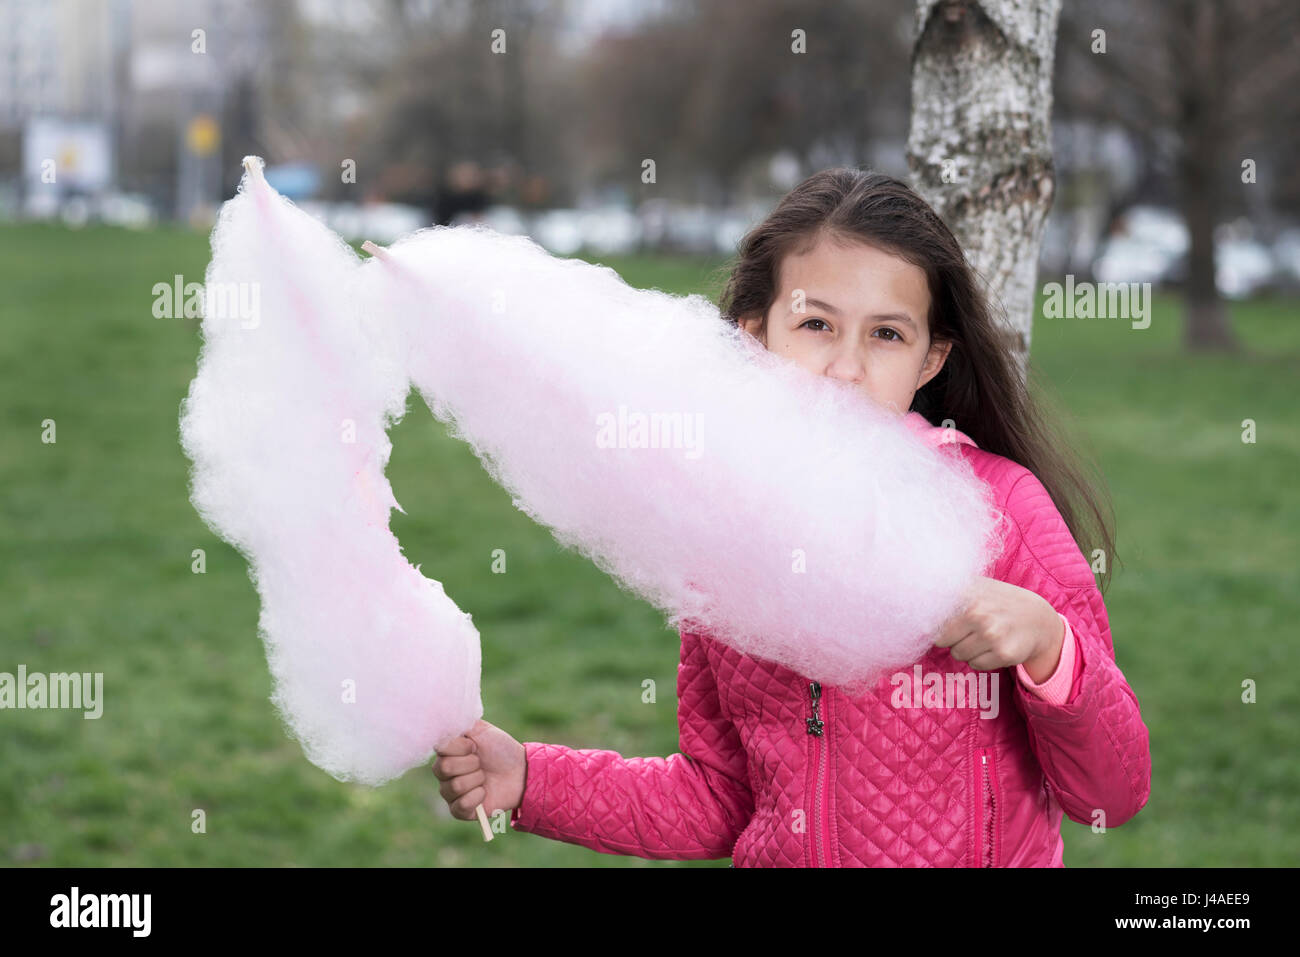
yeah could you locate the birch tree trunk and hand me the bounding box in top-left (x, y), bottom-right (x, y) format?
top-left (906, 0), bottom-right (1062, 381)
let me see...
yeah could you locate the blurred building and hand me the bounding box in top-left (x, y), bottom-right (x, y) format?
top-left (0, 0), bottom-right (124, 126)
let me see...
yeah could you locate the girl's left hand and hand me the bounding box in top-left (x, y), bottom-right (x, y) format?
top-left (931, 576), bottom-right (1065, 678)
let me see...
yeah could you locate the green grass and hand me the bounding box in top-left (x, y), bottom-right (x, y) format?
top-left (1, 221), bottom-right (1296, 866)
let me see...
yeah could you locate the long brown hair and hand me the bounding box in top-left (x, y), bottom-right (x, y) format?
top-left (711, 167), bottom-right (1120, 594)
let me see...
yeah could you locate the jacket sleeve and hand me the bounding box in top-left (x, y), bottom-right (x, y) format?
top-left (996, 469), bottom-right (1152, 829)
top-left (507, 628), bottom-right (755, 859)
top-left (1015, 611), bottom-right (1079, 704)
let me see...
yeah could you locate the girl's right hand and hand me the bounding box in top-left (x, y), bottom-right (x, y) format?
top-left (432, 718), bottom-right (527, 821)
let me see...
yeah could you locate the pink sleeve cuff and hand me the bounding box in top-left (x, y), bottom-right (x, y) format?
top-left (509, 741), bottom-right (546, 831)
top-left (1016, 612), bottom-right (1077, 705)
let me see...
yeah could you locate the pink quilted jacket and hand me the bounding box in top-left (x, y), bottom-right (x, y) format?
top-left (509, 412), bottom-right (1151, 866)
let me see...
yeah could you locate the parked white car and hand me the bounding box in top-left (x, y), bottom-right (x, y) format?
top-left (1092, 236), bottom-right (1177, 286)
top-left (1270, 228), bottom-right (1300, 290)
top-left (578, 206), bottom-right (642, 255)
top-left (451, 204), bottom-right (531, 236)
top-left (297, 201), bottom-right (429, 243)
top-left (532, 208), bottom-right (586, 255)
top-left (1095, 206), bottom-right (1278, 298)
top-left (1215, 239), bottom-right (1274, 299)
top-left (1121, 205), bottom-right (1188, 258)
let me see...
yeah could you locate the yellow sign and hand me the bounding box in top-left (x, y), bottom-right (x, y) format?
top-left (187, 115), bottom-right (220, 156)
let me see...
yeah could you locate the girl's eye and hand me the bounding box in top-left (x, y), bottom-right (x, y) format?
top-left (875, 327), bottom-right (902, 342)
top-left (800, 318), bottom-right (830, 332)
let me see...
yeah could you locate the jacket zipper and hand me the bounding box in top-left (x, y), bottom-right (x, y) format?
top-left (980, 747), bottom-right (997, 867)
top-left (807, 681), bottom-right (831, 867)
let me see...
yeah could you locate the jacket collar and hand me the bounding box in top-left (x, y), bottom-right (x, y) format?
top-left (902, 410), bottom-right (979, 450)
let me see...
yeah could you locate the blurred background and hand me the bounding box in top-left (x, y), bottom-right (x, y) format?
top-left (1, 0), bottom-right (1295, 868)
top-left (5, 0), bottom-right (1300, 290)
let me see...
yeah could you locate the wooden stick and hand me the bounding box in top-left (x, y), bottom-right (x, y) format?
top-left (361, 240), bottom-right (390, 260)
top-left (474, 803), bottom-right (494, 842)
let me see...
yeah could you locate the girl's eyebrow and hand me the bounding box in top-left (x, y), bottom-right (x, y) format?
top-left (799, 296), bottom-right (918, 330)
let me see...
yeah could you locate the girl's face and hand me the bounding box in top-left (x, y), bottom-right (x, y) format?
top-left (738, 235), bottom-right (952, 416)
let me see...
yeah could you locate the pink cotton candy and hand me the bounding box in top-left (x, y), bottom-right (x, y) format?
top-left (362, 224), bottom-right (1007, 696)
top-left (182, 157), bottom-right (1007, 788)
top-left (179, 158), bottom-right (481, 787)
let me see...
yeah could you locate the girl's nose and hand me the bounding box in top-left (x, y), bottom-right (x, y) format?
top-left (825, 348), bottom-right (866, 385)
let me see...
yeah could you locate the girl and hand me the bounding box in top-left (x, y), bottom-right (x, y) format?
top-left (432, 168), bottom-right (1151, 867)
